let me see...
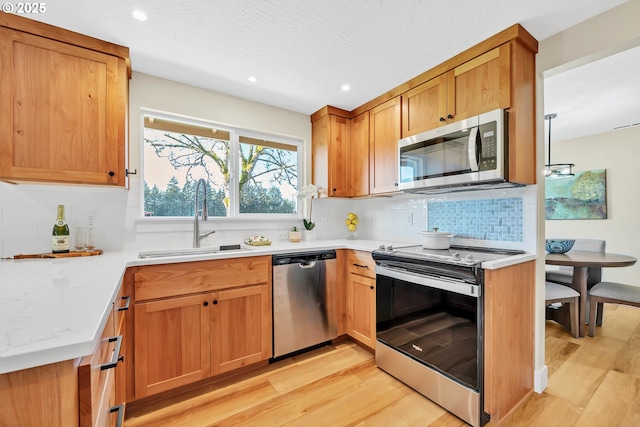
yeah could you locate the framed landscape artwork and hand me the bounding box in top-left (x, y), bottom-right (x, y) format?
top-left (545, 169), bottom-right (607, 220)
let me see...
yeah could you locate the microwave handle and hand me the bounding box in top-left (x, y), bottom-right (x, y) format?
top-left (468, 127), bottom-right (480, 171)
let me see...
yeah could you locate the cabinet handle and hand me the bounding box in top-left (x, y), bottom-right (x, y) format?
top-left (447, 114), bottom-right (454, 119)
top-left (213, 300), bottom-right (218, 305)
top-left (110, 404), bottom-right (124, 427)
top-left (108, 171), bottom-right (115, 177)
top-left (117, 295), bottom-right (131, 311)
top-left (370, 286), bottom-right (374, 290)
top-left (203, 301), bottom-right (209, 307)
top-left (100, 335), bottom-right (124, 370)
top-left (439, 117), bottom-right (445, 122)
top-left (353, 263), bottom-right (369, 269)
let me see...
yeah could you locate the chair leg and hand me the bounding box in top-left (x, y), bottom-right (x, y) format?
top-left (589, 297), bottom-right (598, 337)
top-left (596, 302), bottom-right (604, 326)
top-left (570, 297), bottom-right (579, 338)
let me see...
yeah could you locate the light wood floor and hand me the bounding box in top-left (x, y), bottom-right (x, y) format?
top-left (125, 304), bottom-right (640, 427)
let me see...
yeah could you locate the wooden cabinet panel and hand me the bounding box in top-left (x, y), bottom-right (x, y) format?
top-left (401, 74), bottom-right (449, 137)
top-left (346, 272), bottom-right (376, 349)
top-left (211, 284), bottom-right (272, 375)
top-left (0, 27), bottom-right (127, 185)
top-left (369, 97), bottom-right (401, 194)
top-left (134, 256), bottom-right (271, 301)
top-left (134, 293), bottom-right (211, 398)
top-left (484, 260), bottom-right (535, 422)
top-left (350, 112), bottom-right (370, 197)
top-left (451, 45), bottom-right (511, 122)
top-left (312, 112), bottom-right (351, 197)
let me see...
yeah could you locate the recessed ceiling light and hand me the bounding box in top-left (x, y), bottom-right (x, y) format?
top-left (248, 76), bottom-right (258, 83)
top-left (341, 84), bottom-right (351, 92)
top-left (132, 10), bottom-right (148, 21)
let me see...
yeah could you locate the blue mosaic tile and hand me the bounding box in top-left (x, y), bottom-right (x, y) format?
top-left (428, 198), bottom-right (523, 242)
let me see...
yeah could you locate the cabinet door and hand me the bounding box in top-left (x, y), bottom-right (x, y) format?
top-left (401, 74), bottom-right (449, 137)
top-left (450, 45), bottom-right (511, 122)
top-left (134, 293), bottom-right (211, 398)
top-left (328, 115), bottom-right (351, 197)
top-left (211, 284), bottom-right (271, 375)
top-left (369, 97), bottom-right (401, 194)
top-left (350, 111), bottom-right (370, 197)
top-left (0, 28), bottom-right (126, 185)
top-left (346, 273), bottom-right (376, 349)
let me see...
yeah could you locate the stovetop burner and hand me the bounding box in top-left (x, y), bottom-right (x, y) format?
top-left (373, 244), bottom-right (524, 266)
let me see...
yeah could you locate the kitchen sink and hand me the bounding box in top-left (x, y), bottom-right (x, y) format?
top-left (138, 245), bottom-right (251, 259)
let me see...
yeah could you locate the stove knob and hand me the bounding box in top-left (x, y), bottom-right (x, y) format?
top-left (378, 245), bottom-right (386, 251)
top-left (465, 254), bottom-right (475, 263)
top-left (452, 252), bottom-right (461, 261)
top-left (386, 245), bottom-right (394, 252)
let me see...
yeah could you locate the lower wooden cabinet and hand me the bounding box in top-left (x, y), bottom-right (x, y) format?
top-left (132, 257), bottom-right (273, 399)
top-left (345, 250), bottom-right (377, 349)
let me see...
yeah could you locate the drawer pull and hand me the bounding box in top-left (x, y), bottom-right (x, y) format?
top-left (110, 404), bottom-right (124, 427)
top-left (100, 335), bottom-right (124, 371)
top-left (117, 295), bottom-right (131, 311)
top-left (353, 263), bottom-right (369, 269)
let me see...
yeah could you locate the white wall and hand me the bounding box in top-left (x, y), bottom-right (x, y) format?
top-left (545, 126), bottom-right (640, 283)
top-left (0, 72), bottom-right (312, 258)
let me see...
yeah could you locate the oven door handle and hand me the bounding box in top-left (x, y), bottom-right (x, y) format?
top-left (376, 265), bottom-right (480, 297)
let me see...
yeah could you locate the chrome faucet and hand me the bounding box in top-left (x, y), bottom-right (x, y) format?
top-left (193, 178), bottom-right (215, 248)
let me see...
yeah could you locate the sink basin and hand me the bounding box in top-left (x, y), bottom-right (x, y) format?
top-left (138, 245), bottom-right (251, 259)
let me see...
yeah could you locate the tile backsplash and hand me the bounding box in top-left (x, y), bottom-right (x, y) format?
top-left (428, 197), bottom-right (524, 242)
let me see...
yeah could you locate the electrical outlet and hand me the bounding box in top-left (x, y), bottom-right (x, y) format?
top-left (87, 213), bottom-right (97, 228)
top-left (321, 214), bottom-right (331, 224)
top-left (405, 213), bottom-right (413, 226)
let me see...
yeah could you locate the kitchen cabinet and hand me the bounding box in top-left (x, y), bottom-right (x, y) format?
top-left (345, 250), bottom-right (376, 349)
top-left (311, 109), bottom-right (351, 197)
top-left (0, 14), bottom-right (129, 186)
top-left (350, 111), bottom-right (370, 197)
top-left (132, 256), bottom-right (272, 399)
top-left (0, 279), bottom-right (129, 427)
top-left (402, 45), bottom-right (511, 137)
top-left (369, 97), bottom-right (401, 194)
top-left (484, 260), bottom-right (535, 422)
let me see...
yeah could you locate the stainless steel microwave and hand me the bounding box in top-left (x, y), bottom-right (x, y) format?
top-left (398, 109), bottom-right (516, 194)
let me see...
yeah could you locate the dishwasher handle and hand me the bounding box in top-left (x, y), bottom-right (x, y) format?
top-left (298, 261), bottom-right (317, 269)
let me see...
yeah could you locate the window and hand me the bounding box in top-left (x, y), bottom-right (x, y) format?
top-left (142, 112), bottom-right (301, 217)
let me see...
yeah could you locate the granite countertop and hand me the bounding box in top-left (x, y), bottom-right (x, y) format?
top-left (0, 239), bottom-right (535, 374)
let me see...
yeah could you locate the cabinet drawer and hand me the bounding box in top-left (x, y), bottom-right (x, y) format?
top-left (78, 309), bottom-right (122, 427)
top-left (135, 256), bottom-right (271, 301)
top-left (347, 250), bottom-right (375, 278)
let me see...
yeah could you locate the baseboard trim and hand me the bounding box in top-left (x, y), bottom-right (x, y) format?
top-left (534, 365), bottom-right (548, 393)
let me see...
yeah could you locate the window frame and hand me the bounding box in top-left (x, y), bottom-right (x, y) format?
top-left (139, 109), bottom-right (305, 221)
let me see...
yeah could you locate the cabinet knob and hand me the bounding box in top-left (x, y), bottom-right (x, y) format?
top-left (203, 301), bottom-right (209, 307)
top-left (439, 117), bottom-right (445, 122)
top-left (370, 286), bottom-right (374, 290)
top-left (108, 171), bottom-right (115, 177)
top-left (333, 188), bottom-right (337, 193)
top-left (447, 114), bottom-right (454, 119)
top-left (213, 300), bottom-right (218, 305)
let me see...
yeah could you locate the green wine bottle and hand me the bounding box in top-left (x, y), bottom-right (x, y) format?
top-left (52, 204), bottom-right (70, 253)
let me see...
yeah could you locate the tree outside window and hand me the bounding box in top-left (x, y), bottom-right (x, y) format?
top-left (142, 114), bottom-right (300, 217)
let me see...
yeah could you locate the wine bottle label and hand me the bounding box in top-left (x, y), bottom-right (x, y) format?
top-left (52, 236), bottom-right (70, 252)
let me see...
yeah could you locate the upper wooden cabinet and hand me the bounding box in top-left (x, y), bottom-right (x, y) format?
top-left (311, 109), bottom-right (351, 197)
top-left (369, 97), bottom-right (401, 194)
top-left (402, 45), bottom-right (511, 137)
top-left (0, 14), bottom-right (130, 186)
top-left (350, 112), bottom-right (370, 197)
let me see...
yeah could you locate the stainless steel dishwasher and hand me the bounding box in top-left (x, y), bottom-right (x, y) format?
top-left (272, 250), bottom-right (338, 359)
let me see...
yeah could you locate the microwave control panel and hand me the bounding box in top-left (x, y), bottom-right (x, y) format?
top-left (478, 121), bottom-right (498, 171)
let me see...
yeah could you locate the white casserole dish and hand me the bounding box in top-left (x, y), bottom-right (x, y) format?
top-left (418, 230), bottom-right (455, 249)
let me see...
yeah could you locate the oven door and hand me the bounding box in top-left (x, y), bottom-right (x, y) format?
top-left (376, 266), bottom-right (482, 391)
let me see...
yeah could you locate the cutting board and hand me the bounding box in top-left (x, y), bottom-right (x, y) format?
top-left (13, 249), bottom-right (103, 259)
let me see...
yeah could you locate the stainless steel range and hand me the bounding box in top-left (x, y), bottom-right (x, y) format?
top-left (372, 244), bottom-right (523, 427)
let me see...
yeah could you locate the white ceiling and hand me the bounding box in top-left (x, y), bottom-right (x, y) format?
top-left (24, 0), bottom-right (634, 141)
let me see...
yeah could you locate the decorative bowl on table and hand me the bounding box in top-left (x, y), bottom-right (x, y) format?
top-left (545, 239), bottom-right (575, 254)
